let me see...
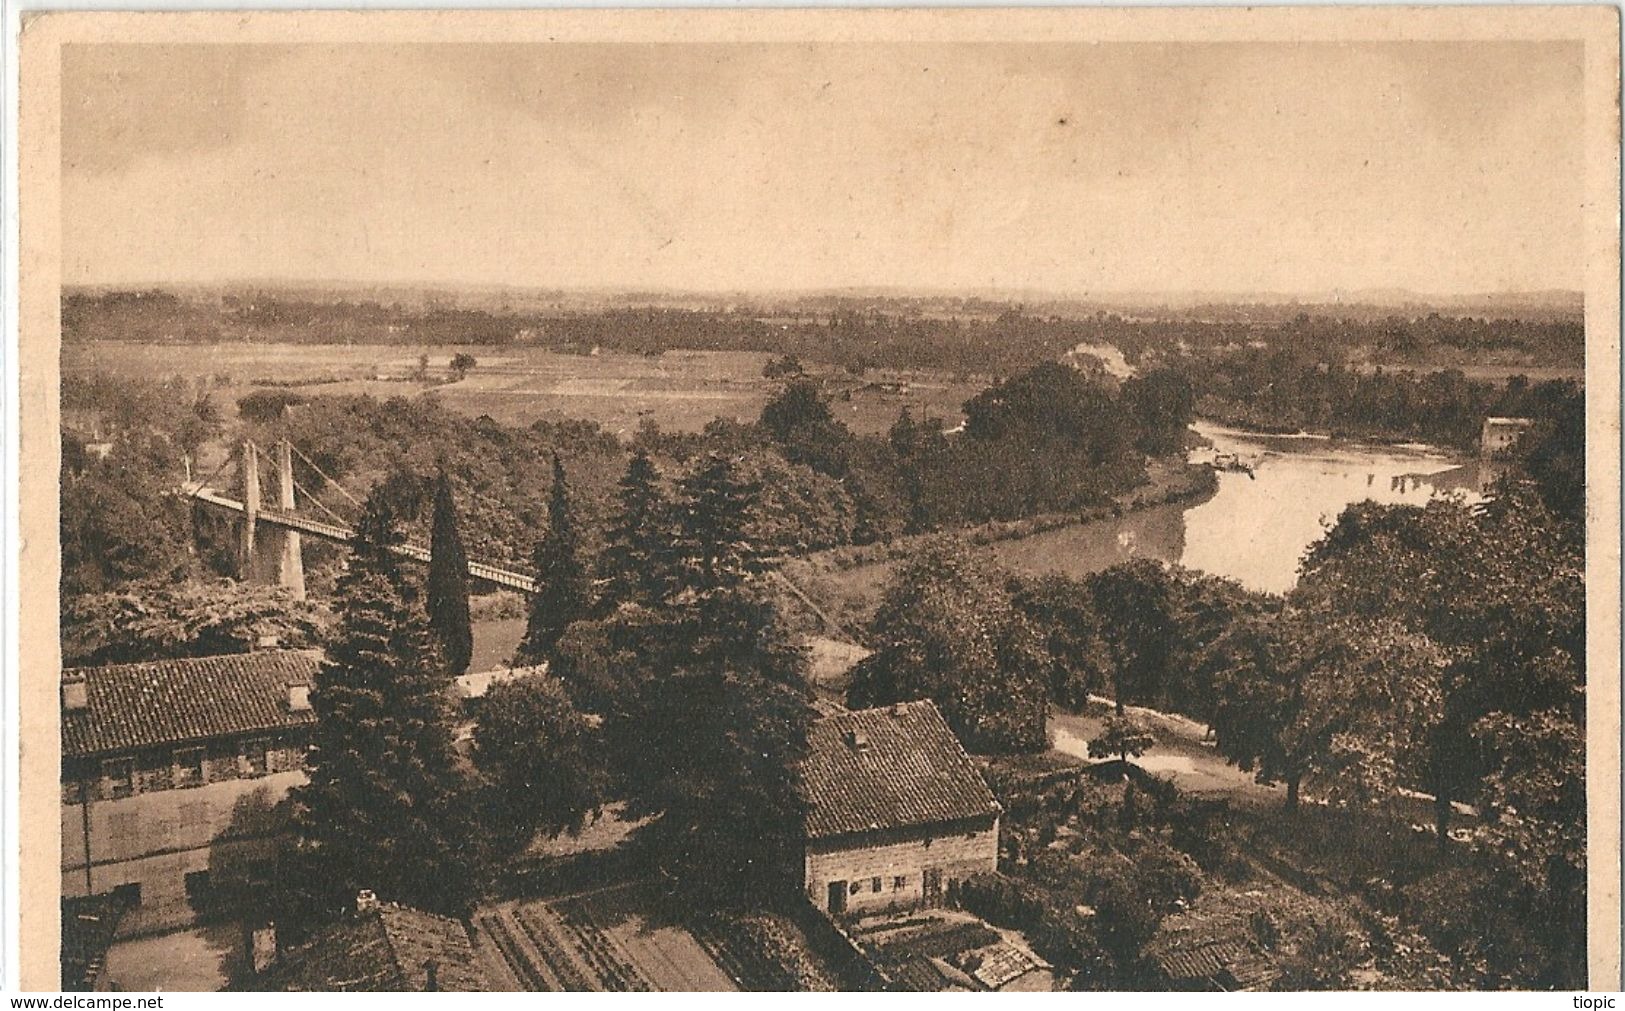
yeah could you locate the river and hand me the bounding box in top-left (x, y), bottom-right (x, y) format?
top-left (990, 422), bottom-right (1486, 594)
top-left (471, 422), bottom-right (1487, 661)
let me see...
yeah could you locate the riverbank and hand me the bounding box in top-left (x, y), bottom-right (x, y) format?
top-left (776, 457), bottom-right (1217, 637)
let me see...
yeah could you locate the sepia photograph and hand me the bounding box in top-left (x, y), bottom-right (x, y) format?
top-left (13, 7), bottom-right (1621, 994)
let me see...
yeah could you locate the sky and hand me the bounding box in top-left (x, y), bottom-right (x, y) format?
top-left (60, 41), bottom-right (1585, 296)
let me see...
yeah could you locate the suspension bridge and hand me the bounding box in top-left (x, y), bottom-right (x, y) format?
top-left (183, 439), bottom-right (536, 598)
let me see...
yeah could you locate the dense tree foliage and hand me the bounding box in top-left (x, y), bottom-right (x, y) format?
top-left (471, 674), bottom-right (609, 855)
top-left (283, 491), bottom-right (478, 927)
top-left (1205, 608), bottom-right (1444, 809)
top-left (1008, 574), bottom-right (1111, 708)
top-left (426, 471), bottom-right (474, 674)
top-left (61, 433), bottom-right (194, 597)
top-left (849, 538), bottom-right (1048, 752)
top-left (61, 579), bottom-right (329, 667)
top-left (552, 451), bottom-right (814, 902)
top-left (519, 455), bottom-right (594, 665)
top-left (597, 449), bottom-right (673, 607)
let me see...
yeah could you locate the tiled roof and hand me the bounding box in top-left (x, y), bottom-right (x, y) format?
top-left (261, 904), bottom-right (491, 992)
top-left (62, 649), bottom-right (319, 759)
top-left (800, 700), bottom-right (1000, 841)
top-left (1154, 938), bottom-right (1278, 989)
top-left (961, 942), bottom-right (1049, 990)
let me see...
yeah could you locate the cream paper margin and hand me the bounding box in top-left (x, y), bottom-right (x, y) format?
top-left (15, 6), bottom-right (1622, 992)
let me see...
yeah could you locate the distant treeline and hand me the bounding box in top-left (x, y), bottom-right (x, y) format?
top-left (59, 360), bottom-right (1195, 601)
top-left (1195, 349), bottom-right (1586, 450)
top-left (63, 290), bottom-right (1584, 378)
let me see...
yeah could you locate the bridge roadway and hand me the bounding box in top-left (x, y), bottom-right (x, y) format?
top-left (188, 484), bottom-right (537, 594)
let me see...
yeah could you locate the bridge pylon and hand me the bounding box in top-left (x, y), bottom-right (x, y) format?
top-left (240, 439), bottom-right (307, 600)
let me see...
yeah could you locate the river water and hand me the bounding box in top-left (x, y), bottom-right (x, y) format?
top-left (471, 423), bottom-right (1487, 660)
top-left (988, 422), bottom-right (1485, 595)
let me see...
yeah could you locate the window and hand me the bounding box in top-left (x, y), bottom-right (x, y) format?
top-left (893, 876), bottom-right (907, 890)
top-left (870, 876), bottom-right (882, 892)
top-left (102, 758), bottom-right (134, 800)
top-left (242, 738), bottom-right (270, 777)
top-left (174, 747), bottom-right (206, 788)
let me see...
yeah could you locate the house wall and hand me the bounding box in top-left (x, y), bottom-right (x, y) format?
top-left (804, 815), bottom-right (998, 915)
top-left (62, 733), bottom-right (307, 805)
top-left (62, 755), bottom-right (306, 935)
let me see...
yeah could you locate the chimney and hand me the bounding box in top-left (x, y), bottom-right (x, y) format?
top-left (356, 889), bottom-right (379, 913)
top-left (62, 676), bottom-right (88, 713)
top-left (890, 702), bottom-right (908, 718)
top-left (249, 922), bottom-right (279, 974)
top-left (423, 960), bottom-right (439, 992)
top-left (845, 729), bottom-right (869, 753)
top-left (287, 683), bottom-right (311, 712)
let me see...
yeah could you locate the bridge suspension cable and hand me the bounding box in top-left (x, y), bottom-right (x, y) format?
top-left (290, 477), bottom-right (353, 528)
top-left (283, 440), bottom-right (365, 509)
top-left (189, 441), bottom-right (240, 492)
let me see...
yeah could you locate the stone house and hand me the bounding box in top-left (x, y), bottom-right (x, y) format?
top-left (799, 700), bottom-right (1001, 917)
top-left (60, 649), bottom-right (319, 934)
top-left (1481, 416), bottom-right (1533, 457)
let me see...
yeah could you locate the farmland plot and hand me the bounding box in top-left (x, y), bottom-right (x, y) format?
top-left (473, 882), bottom-right (738, 992)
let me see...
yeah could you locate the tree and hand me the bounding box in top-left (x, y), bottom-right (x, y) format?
top-left (851, 537), bottom-right (1048, 752)
top-left (1087, 715), bottom-right (1156, 763)
top-left (759, 379), bottom-right (853, 479)
top-left (1207, 608), bottom-right (1444, 810)
top-left (449, 353), bottom-right (477, 379)
top-left (61, 579), bottom-right (329, 667)
top-left (1296, 483), bottom-right (1583, 842)
top-left (426, 471), bottom-right (474, 674)
top-left (1086, 560), bottom-right (1178, 759)
top-left (1120, 367), bottom-right (1195, 456)
top-left (597, 449), bottom-right (672, 608)
top-left (60, 435), bottom-right (193, 597)
top-left (626, 667), bottom-right (811, 906)
top-left (519, 454), bottom-right (593, 664)
top-left (471, 674), bottom-right (609, 855)
top-left (670, 452), bottom-right (770, 596)
top-left (282, 491), bottom-right (478, 928)
top-left (1009, 573), bottom-right (1111, 709)
top-left (762, 353), bottom-right (806, 380)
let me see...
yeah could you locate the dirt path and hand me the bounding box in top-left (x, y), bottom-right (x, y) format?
top-left (1048, 705), bottom-right (1285, 808)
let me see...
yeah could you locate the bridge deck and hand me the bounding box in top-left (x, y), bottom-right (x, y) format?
top-left (189, 486), bottom-right (537, 593)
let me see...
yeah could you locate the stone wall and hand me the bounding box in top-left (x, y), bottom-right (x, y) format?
top-left (63, 731), bottom-right (307, 804)
top-left (804, 814), bottom-right (997, 915)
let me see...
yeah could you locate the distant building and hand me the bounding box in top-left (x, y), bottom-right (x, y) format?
top-left (799, 700), bottom-right (1000, 917)
top-left (1481, 416), bottom-right (1533, 457)
top-left (255, 899), bottom-right (493, 992)
top-left (60, 649), bottom-right (319, 934)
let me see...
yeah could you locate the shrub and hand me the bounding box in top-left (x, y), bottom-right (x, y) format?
top-left (957, 872), bottom-right (1048, 932)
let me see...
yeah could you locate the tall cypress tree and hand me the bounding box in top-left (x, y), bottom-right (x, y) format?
top-left (282, 492), bottom-right (478, 929)
top-left (427, 470), bottom-right (473, 674)
top-left (599, 449), bottom-right (670, 608)
top-left (519, 453), bottom-right (591, 664)
top-left (671, 452), bottom-right (766, 597)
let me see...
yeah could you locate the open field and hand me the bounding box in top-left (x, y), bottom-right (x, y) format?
top-left (64, 340), bottom-right (984, 437)
top-left (1350, 361), bottom-right (1585, 384)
